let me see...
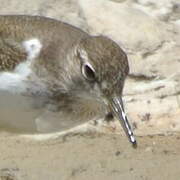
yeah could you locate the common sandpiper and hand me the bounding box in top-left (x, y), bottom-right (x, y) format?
top-left (0, 15), bottom-right (136, 146)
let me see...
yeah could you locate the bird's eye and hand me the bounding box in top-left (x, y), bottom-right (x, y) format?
top-left (82, 63), bottom-right (96, 81)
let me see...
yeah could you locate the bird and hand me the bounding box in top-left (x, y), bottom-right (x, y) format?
top-left (0, 15), bottom-right (136, 146)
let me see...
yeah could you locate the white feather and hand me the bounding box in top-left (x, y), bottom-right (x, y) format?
top-left (22, 38), bottom-right (42, 60)
top-left (0, 38), bottom-right (42, 94)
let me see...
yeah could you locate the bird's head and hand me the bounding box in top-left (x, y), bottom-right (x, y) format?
top-left (77, 36), bottom-right (128, 98)
top-left (68, 36), bottom-right (136, 146)
top-left (53, 36), bottom-right (136, 145)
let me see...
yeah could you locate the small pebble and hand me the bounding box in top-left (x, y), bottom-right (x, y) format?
top-left (145, 146), bottom-right (153, 152)
top-left (115, 151), bottom-right (121, 156)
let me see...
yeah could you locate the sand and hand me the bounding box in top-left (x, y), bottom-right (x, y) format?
top-left (0, 132), bottom-right (179, 180)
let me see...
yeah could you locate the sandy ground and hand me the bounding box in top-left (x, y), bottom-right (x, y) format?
top-left (0, 132), bottom-right (180, 180)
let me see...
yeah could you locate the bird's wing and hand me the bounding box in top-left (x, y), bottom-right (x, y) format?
top-left (0, 38), bottom-right (27, 72)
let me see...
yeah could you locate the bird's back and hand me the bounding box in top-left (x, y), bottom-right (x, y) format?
top-left (0, 15), bottom-right (88, 71)
top-left (0, 15), bottom-right (88, 47)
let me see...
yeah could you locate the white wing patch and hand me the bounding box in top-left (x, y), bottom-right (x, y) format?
top-left (0, 38), bottom-right (42, 93)
top-left (22, 38), bottom-right (42, 60)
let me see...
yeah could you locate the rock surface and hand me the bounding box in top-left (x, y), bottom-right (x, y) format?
top-left (0, 0), bottom-right (180, 136)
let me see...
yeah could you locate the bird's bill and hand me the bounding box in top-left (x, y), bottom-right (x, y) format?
top-left (110, 96), bottom-right (137, 147)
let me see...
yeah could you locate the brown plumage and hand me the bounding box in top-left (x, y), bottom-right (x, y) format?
top-left (0, 15), bottom-right (136, 146)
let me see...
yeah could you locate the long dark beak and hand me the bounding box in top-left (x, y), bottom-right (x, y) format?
top-left (110, 97), bottom-right (137, 147)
